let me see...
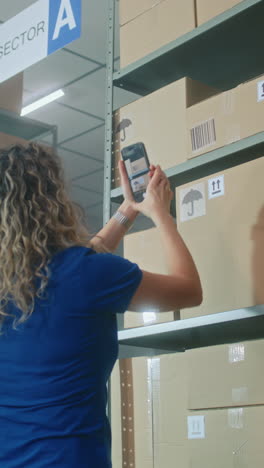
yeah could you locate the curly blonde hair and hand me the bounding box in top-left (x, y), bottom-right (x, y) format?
top-left (0, 142), bottom-right (93, 331)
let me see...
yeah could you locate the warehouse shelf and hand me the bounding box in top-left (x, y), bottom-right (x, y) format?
top-left (118, 305), bottom-right (264, 358)
top-left (0, 108), bottom-right (57, 142)
top-left (105, 0), bottom-right (264, 360)
top-left (111, 131), bottom-right (264, 206)
top-left (114, 0), bottom-right (264, 96)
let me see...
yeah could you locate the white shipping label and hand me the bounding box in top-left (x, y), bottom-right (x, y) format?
top-left (179, 182), bottom-right (206, 223)
top-left (188, 415), bottom-right (205, 439)
top-left (257, 80), bottom-right (264, 102)
top-left (208, 175), bottom-right (225, 199)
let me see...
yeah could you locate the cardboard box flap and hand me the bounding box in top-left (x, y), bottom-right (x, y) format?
top-left (119, 0), bottom-right (165, 26)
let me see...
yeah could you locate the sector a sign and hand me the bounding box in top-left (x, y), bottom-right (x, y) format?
top-left (0, 0), bottom-right (82, 84)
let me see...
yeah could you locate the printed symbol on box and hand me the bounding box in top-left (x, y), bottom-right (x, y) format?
top-left (182, 189), bottom-right (203, 217)
top-left (188, 416), bottom-right (205, 439)
top-left (257, 80), bottom-right (264, 102)
top-left (116, 119), bottom-right (132, 141)
top-left (180, 183), bottom-right (206, 223)
top-left (208, 175), bottom-right (225, 199)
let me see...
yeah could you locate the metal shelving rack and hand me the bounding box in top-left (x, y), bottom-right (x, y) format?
top-left (0, 108), bottom-right (58, 148)
top-left (104, 0), bottom-right (264, 360)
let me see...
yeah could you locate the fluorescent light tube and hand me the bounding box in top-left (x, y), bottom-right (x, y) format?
top-left (21, 89), bottom-right (65, 116)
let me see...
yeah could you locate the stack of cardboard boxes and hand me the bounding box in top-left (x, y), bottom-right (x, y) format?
top-left (119, 0), bottom-right (196, 68)
top-left (119, 0), bottom-right (244, 69)
top-left (112, 340), bottom-right (264, 467)
top-left (113, 0), bottom-right (264, 465)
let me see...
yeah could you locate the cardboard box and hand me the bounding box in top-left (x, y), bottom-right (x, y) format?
top-left (120, 0), bottom-right (196, 68)
top-left (111, 352), bottom-right (264, 467)
top-left (196, 0), bottom-right (243, 25)
top-left (188, 340), bottom-right (264, 410)
top-left (119, 0), bottom-right (162, 26)
top-left (0, 74), bottom-right (23, 114)
top-left (113, 77), bottom-right (218, 188)
top-left (176, 156), bottom-right (264, 319)
top-left (111, 353), bottom-right (189, 468)
top-left (0, 133), bottom-right (27, 150)
top-left (156, 407), bottom-right (264, 468)
top-left (124, 227), bottom-right (181, 328)
top-left (184, 406), bottom-right (264, 468)
top-left (187, 74), bottom-right (264, 160)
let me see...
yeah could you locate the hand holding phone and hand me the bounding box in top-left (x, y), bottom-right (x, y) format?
top-left (121, 142), bottom-right (151, 203)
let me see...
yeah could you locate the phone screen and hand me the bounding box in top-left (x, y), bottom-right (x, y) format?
top-left (121, 143), bottom-right (150, 203)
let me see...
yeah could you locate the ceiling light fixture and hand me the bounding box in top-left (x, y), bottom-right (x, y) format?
top-left (21, 89), bottom-right (65, 116)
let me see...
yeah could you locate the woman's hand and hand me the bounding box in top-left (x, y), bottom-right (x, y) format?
top-left (118, 160), bottom-right (156, 202)
top-left (129, 165), bottom-right (174, 220)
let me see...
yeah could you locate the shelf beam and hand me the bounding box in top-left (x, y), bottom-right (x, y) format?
top-left (0, 108), bottom-right (55, 141)
top-left (114, 0), bottom-right (264, 96)
top-left (111, 132), bottom-right (264, 207)
top-left (118, 306), bottom-right (264, 358)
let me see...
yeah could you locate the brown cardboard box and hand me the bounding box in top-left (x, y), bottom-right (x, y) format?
top-left (188, 340), bottom-right (264, 410)
top-left (119, 0), bottom-right (162, 26)
top-left (156, 407), bottom-right (264, 467)
top-left (111, 353), bottom-right (189, 468)
top-left (120, 0), bottom-right (196, 68)
top-left (187, 74), bottom-right (264, 160)
top-left (113, 77), bottom-right (218, 188)
top-left (0, 74), bottom-right (24, 114)
top-left (184, 406), bottom-right (264, 468)
top-left (196, 0), bottom-right (243, 25)
top-left (176, 157), bottom-right (264, 319)
top-left (0, 133), bottom-right (27, 150)
top-left (123, 227), bottom-right (180, 328)
top-left (111, 352), bottom-right (264, 467)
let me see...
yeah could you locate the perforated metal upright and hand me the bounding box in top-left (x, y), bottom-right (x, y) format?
top-left (103, 0), bottom-right (115, 227)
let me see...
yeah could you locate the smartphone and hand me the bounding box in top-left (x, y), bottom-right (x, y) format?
top-left (121, 142), bottom-right (151, 203)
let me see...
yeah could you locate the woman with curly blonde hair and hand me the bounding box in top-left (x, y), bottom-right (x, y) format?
top-left (0, 143), bottom-right (202, 467)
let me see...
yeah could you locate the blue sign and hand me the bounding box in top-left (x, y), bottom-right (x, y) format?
top-left (48, 0), bottom-right (82, 56)
top-left (0, 0), bottom-right (82, 84)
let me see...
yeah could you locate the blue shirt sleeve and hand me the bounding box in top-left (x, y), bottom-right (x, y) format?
top-left (80, 250), bottom-right (143, 314)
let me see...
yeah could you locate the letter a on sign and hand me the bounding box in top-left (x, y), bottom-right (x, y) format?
top-left (52, 0), bottom-right (77, 40)
top-left (48, 0), bottom-right (81, 55)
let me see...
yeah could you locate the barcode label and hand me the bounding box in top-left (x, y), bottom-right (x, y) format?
top-left (191, 119), bottom-right (216, 152)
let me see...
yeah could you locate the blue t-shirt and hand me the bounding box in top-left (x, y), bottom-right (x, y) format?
top-left (0, 246), bottom-right (142, 468)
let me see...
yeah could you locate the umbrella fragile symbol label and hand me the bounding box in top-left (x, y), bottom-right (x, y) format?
top-left (179, 183), bottom-right (206, 223)
top-left (116, 118), bottom-right (132, 142)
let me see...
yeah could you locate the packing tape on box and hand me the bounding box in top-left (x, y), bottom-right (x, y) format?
top-left (228, 409), bottom-right (248, 468)
top-left (151, 357), bottom-right (161, 461)
top-left (232, 387), bottom-right (249, 404)
top-left (223, 89), bottom-right (235, 114)
top-left (119, 359), bottom-right (135, 468)
top-left (228, 408), bottom-right (244, 429)
top-left (225, 124), bottom-right (241, 145)
top-left (228, 344), bottom-right (245, 363)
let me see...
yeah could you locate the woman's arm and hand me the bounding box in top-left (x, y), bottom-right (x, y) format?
top-left (89, 199), bottom-right (138, 253)
top-left (89, 161), bottom-right (155, 253)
